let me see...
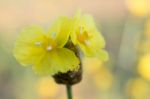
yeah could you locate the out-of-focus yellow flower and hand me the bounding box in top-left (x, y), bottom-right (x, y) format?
top-left (13, 17), bottom-right (79, 75)
top-left (70, 11), bottom-right (108, 61)
top-left (138, 54), bottom-right (150, 81)
top-left (138, 20), bottom-right (150, 53)
top-left (93, 66), bottom-right (113, 91)
top-left (83, 57), bottom-right (103, 74)
top-left (126, 0), bottom-right (150, 17)
top-left (36, 77), bottom-right (59, 98)
top-left (126, 78), bottom-right (150, 99)
top-left (144, 19), bottom-right (150, 38)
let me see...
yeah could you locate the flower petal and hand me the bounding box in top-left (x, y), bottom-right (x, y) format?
top-left (81, 14), bottom-right (98, 32)
top-left (16, 25), bottom-right (46, 43)
top-left (70, 11), bottom-right (82, 44)
top-left (33, 48), bottom-right (80, 75)
top-left (14, 46), bottom-right (46, 66)
top-left (79, 42), bottom-right (109, 61)
top-left (78, 31), bottom-right (108, 61)
top-left (48, 16), bottom-right (72, 47)
top-left (13, 25), bottom-right (46, 66)
top-left (89, 31), bottom-right (106, 48)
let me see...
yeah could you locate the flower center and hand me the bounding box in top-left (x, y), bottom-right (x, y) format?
top-left (78, 26), bottom-right (91, 46)
top-left (35, 36), bottom-right (56, 52)
top-left (46, 45), bottom-right (52, 51)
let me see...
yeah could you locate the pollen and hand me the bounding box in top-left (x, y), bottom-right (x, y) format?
top-left (78, 30), bottom-right (90, 46)
top-left (80, 26), bottom-right (84, 34)
top-left (46, 45), bottom-right (52, 51)
top-left (35, 42), bottom-right (42, 46)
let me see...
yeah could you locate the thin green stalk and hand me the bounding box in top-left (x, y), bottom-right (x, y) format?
top-left (66, 85), bottom-right (72, 99)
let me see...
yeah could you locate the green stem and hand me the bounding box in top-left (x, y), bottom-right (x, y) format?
top-left (66, 85), bottom-right (72, 99)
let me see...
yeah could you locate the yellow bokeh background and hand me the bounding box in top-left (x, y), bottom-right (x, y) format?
top-left (1, 0), bottom-right (150, 99)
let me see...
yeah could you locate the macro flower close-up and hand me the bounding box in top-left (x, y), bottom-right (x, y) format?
top-left (1, 0), bottom-right (150, 99)
top-left (12, 10), bottom-right (108, 99)
top-left (13, 17), bottom-right (80, 76)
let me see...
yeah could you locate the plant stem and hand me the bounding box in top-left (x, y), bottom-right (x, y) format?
top-left (66, 85), bottom-right (72, 99)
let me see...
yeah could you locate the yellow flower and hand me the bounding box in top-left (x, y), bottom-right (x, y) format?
top-left (70, 11), bottom-right (108, 61)
top-left (13, 17), bottom-right (79, 75)
top-left (36, 77), bottom-right (58, 98)
top-left (126, 78), bottom-right (150, 99)
top-left (138, 54), bottom-right (150, 81)
top-left (126, 0), bottom-right (150, 17)
top-left (144, 19), bottom-right (150, 38)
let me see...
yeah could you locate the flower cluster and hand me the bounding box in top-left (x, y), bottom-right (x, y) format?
top-left (13, 11), bottom-right (108, 76)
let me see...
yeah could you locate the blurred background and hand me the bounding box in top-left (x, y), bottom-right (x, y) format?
top-left (0, 0), bottom-right (150, 99)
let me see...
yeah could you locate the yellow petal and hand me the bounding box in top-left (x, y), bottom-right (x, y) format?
top-left (96, 50), bottom-right (109, 61)
top-left (16, 25), bottom-right (46, 43)
top-left (33, 48), bottom-right (80, 75)
top-left (78, 31), bottom-right (108, 61)
top-left (81, 14), bottom-right (98, 32)
top-left (13, 25), bottom-right (46, 66)
top-left (14, 46), bottom-right (46, 66)
top-left (79, 42), bottom-right (108, 61)
top-left (48, 16), bottom-right (72, 47)
top-left (70, 10), bottom-right (82, 44)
